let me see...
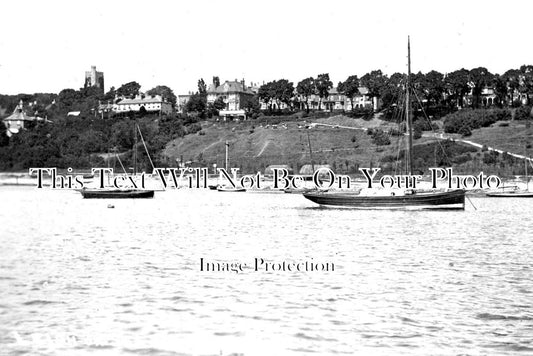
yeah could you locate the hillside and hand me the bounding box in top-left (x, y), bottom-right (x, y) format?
top-left (161, 114), bottom-right (530, 177)
top-left (163, 116), bottom-right (384, 174)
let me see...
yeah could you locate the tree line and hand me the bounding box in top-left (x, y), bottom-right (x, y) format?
top-left (0, 81), bottom-right (195, 171)
top-left (252, 65), bottom-right (533, 115)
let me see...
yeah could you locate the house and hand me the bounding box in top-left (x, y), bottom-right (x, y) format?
top-left (207, 80), bottom-right (256, 120)
top-left (296, 87), bottom-right (373, 111)
top-left (99, 94), bottom-right (173, 115)
top-left (2, 101), bottom-right (49, 136)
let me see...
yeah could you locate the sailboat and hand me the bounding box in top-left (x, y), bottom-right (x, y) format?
top-left (485, 158), bottom-right (533, 197)
top-left (303, 37), bottom-right (466, 210)
top-left (80, 122), bottom-right (155, 199)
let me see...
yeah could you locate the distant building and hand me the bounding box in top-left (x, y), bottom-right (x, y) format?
top-left (84, 66), bottom-right (104, 91)
top-left (98, 94), bottom-right (173, 115)
top-left (177, 93), bottom-right (194, 113)
top-left (207, 79), bottom-right (256, 120)
top-left (2, 101), bottom-right (48, 136)
top-left (179, 80), bottom-right (374, 116)
top-left (292, 87), bottom-right (372, 112)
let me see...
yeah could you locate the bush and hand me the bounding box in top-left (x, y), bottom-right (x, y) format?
top-left (186, 122), bottom-right (202, 135)
top-left (443, 108), bottom-right (511, 134)
top-left (413, 128), bottom-right (422, 139)
top-left (483, 151), bottom-right (499, 165)
top-left (458, 125), bottom-right (472, 137)
top-left (369, 128), bottom-right (391, 146)
top-left (514, 105), bottom-right (532, 121)
top-left (346, 107), bottom-right (374, 120)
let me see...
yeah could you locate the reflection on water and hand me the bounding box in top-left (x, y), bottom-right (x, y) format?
top-left (0, 186), bottom-right (532, 355)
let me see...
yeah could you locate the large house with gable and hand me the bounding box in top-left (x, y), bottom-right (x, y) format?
top-left (206, 80), bottom-right (256, 120)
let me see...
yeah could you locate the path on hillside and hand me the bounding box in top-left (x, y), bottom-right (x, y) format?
top-left (422, 132), bottom-right (533, 164)
top-left (310, 121), bottom-right (532, 164)
top-left (256, 140), bottom-right (270, 157)
top-left (202, 139), bottom-right (223, 153)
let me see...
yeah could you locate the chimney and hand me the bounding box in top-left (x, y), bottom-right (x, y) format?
top-left (242, 78), bottom-right (245, 90)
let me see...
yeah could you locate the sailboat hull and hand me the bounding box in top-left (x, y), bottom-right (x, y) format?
top-left (80, 189), bottom-right (155, 199)
top-left (303, 190), bottom-right (465, 210)
top-left (485, 191), bottom-right (533, 197)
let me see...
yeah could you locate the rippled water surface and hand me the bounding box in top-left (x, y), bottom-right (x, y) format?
top-left (1, 186), bottom-right (532, 355)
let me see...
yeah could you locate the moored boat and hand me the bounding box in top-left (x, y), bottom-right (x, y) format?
top-left (485, 185), bottom-right (533, 197)
top-left (80, 123), bottom-right (155, 199)
top-left (303, 189), bottom-right (465, 209)
top-left (217, 185), bottom-right (246, 192)
top-left (80, 188), bottom-right (155, 199)
top-left (302, 37), bottom-right (466, 210)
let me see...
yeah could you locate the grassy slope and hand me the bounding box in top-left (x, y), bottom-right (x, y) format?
top-left (163, 116), bottom-right (406, 174)
top-left (162, 114), bottom-right (531, 176)
top-left (466, 121), bottom-right (532, 154)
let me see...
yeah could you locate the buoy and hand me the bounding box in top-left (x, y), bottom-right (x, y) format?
top-left (107, 204), bottom-right (115, 209)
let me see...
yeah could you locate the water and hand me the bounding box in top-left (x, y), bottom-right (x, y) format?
top-left (1, 186), bottom-right (532, 355)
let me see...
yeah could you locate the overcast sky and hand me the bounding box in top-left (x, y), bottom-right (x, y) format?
top-left (1, 0), bottom-right (532, 95)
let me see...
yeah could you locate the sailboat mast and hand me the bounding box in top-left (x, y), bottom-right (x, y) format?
top-left (225, 140), bottom-right (229, 171)
top-left (526, 156), bottom-right (529, 191)
top-left (307, 131), bottom-right (315, 174)
top-left (134, 121), bottom-right (138, 175)
top-left (527, 112), bottom-right (530, 191)
top-left (406, 36), bottom-right (414, 176)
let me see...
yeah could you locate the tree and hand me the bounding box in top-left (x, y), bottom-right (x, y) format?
top-left (116, 81), bottom-right (141, 98)
top-left (492, 75), bottom-right (508, 107)
top-left (57, 89), bottom-right (80, 108)
top-left (315, 73), bottom-right (332, 110)
top-left (207, 96), bottom-right (226, 117)
top-left (258, 82), bottom-right (275, 111)
top-left (243, 96), bottom-right (261, 118)
top-left (468, 67), bottom-right (493, 108)
top-left (102, 86), bottom-right (116, 102)
top-left (213, 76), bottom-right (220, 88)
top-left (146, 85), bottom-right (177, 106)
top-left (273, 79), bottom-right (294, 109)
top-left (444, 69), bottom-right (469, 108)
top-left (360, 70), bottom-right (387, 110)
top-left (213, 96), bottom-right (226, 111)
top-left (422, 70), bottom-right (445, 106)
top-left (258, 80), bottom-right (294, 112)
top-left (296, 77), bottom-right (315, 113)
top-left (337, 75), bottom-right (360, 111)
top-left (381, 72), bottom-right (404, 109)
top-left (503, 68), bottom-right (521, 106)
top-left (185, 93), bottom-right (207, 118)
top-left (519, 65), bottom-right (533, 105)
top-left (198, 78), bottom-right (207, 95)
top-left (0, 129), bottom-right (9, 147)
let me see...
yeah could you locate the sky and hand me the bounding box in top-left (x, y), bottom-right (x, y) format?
top-left (1, 0), bottom-right (532, 96)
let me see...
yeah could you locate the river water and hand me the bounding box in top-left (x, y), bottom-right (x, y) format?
top-left (0, 186), bottom-right (532, 355)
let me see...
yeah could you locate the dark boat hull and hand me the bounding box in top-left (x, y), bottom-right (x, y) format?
top-left (485, 191), bottom-right (533, 197)
top-left (80, 189), bottom-right (155, 199)
top-left (217, 187), bottom-right (246, 192)
top-left (303, 190), bottom-right (465, 210)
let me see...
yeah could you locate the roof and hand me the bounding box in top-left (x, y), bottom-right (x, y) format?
top-left (208, 81), bottom-right (255, 95)
top-left (329, 87), bottom-right (369, 95)
top-left (2, 104), bottom-right (38, 122)
top-left (117, 94), bottom-right (166, 105)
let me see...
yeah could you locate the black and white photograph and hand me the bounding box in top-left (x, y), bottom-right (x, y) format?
top-left (1, 0), bottom-right (532, 355)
